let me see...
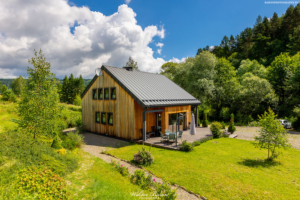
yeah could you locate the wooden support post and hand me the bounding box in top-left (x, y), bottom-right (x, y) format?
top-left (196, 106), bottom-right (199, 127)
top-left (143, 110), bottom-right (146, 141)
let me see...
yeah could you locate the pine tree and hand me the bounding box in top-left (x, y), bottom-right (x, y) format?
top-left (69, 74), bottom-right (75, 104)
top-left (125, 56), bottom-right (139, 71)
top-left (61, 75), bottom-right (69, 103)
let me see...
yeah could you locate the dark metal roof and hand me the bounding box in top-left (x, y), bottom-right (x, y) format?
top-left (101, 65), bottom-right (201, 108)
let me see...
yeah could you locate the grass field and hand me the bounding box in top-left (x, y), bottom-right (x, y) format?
top-left (0, 100), bottom-right (147, 199)
top-left (67, 150), bottom-right (151, 200)
top-left (107, 138), bottom-right (300, 199)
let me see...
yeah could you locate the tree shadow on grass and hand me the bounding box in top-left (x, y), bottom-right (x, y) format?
top-left (238, 158), bottom-right (281, 168)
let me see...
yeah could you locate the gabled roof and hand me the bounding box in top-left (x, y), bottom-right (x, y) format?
top-left (101, 65), bottom-right (201, 108)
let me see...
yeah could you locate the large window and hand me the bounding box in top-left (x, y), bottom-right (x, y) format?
top-left (108, 113), bottom-right (113, 125)
top-left (92, 89), bottom-right (97, 100)
top-left (101, 112), bottom-right (107, 124)
top-left (98, 88), bottom-right (103, 99)
top-left (95, 112), bottom-right (100, 123)
top-left (104, 88), bottom-right (109, 100)
top-left (111, 88), bottom-right (116, 100)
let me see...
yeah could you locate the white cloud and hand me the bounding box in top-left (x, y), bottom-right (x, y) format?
top-left (157, 49), bottom-right (162, 54)
top-left (0, 1), bottom-right (184, 78)
top-left (125, 0), bottom-right (131, 4)
top-left (209, 46), bottom-right (215, 51)
top-left (168, 57), bottom-right (187, 63)
top-left (155, 42), bottom-right (164, 48)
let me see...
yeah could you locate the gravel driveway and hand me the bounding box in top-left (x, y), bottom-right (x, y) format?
top-left (235, 127), bottom-right (300, 149)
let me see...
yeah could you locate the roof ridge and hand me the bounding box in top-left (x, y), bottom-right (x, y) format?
top-left (102, 65), bottom-right (163, 75)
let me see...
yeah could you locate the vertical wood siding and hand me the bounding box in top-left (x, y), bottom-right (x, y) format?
top-left (82, 70), bottom-right (135, 140)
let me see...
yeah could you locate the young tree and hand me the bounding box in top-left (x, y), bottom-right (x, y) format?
top-left (228, 113), bottom-right (236, 134)
top-left (68, 73), bottom-right (75, 104)
top-left (18, 49), bottom-right (61, 139)
top-left (254, 107), bottom-right (290, 160)
top-left (11, 75), bottom-right (25, 96)
top-left (202, 112), bottom-right (208, 127)
top-left (125, 56), bottom-right (139, 71)
top-left (1, 84), bottom-right (8, 94)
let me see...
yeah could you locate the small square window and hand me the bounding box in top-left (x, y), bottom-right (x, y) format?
top-left (98, 88), bottom-right (103, 99)
top-left (92, 89), bottom-right (97, 100)
top-left (95, 112), bottom-right (100, 123)
top-left (108, 113), bottom-right (113, 125)
top-left (104, 88), bottom-right (109, 100)
top-left (101, 112), bottom-right (106, 124)
top-left (111, 88), bottom-right (116, 100)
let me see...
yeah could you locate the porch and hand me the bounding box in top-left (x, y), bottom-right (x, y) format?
top-left (136, 127), bottom-right (211, 150)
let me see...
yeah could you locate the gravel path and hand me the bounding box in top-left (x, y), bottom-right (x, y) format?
top-left (234, 127), bottom-right (300, 149)
top-left (82, 132), bottom-right (201, 200)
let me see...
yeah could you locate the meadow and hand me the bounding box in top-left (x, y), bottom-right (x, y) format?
top-left (107, 139), bottom-right (300, 199)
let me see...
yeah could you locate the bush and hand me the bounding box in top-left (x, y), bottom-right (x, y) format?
top-left (179, 140), bottom-right (193, 152)
top-left (154, 182), bottom-right (177, 200)
top-left (130, 170), bottom-right (152, 190)
top-left (133, 146), bottom-right (154, 166)
top-left (73, 95), bottom-right (81, 106)
top-left (221, 121), bottom-right (226, 129)
top-left (16, 167), bottom-right (67, 199)
top-left (114, 163), bottom-right (129, 177)
top-left (192, 140), bottom-right (201, 146)
top-left (202, 112), bottom-right (208, 127)
top-left (51, 135), bottom-right (62, 149)
top-left (2, 89), bottom-right (17, 102)
top-left (248, 121), bottom-right (259, 127)
top-left (67, 131), bottom-right (84, 148)
top-left (210, 122), bottom-right (223, 138)
top-left (228, 113), bottom-right (236, 134)
top-left (56, 148), bottom-right (67, 155)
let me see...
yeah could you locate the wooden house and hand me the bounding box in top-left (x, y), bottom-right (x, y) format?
top-left (81, 65), bottom-right (201, 141)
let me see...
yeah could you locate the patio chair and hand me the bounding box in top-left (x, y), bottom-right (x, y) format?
top-left (160, 131), bottom-right (168, 142)
top-left (178, 131), bottom-right (183, 141)
top-left (165, 129), bottom-right (170, 134)
top-left (168, 133), bottom-right (176, 143)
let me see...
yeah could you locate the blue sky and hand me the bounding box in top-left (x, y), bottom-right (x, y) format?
top-left (0, 0), bottom-right (296, 78)
top-left (70, 0), bottom-right (294, 60)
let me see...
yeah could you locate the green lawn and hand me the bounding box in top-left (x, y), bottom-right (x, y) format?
top-left (67, 150), bottom-right (151, 200)
top-left (107, 138), bottom-right (300, 199)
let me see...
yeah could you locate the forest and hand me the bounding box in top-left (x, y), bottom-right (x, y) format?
top-left (161, 4), bottom-right (300, 129)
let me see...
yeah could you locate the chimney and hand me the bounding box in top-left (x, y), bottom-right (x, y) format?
top-left (123, 66), bottom-right (133, 71)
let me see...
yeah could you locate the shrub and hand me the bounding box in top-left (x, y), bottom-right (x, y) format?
top-left (114, 163), bottom-right (129, 177)
top-left (0, 130), bottom-right (78, 177)
top-left (67, 131), bottom-right (84, 148)
top-left (210, 122), bottom-right (223, 138)
top-left (192, 141), bottom-right (201, 146)
top-left (228, 113), bottom-right (236, 134)
top-left (51, 135), bottom-right (62, 149)
top-left (179, 140), bottom-right (193, 152)
top-left (2, 89), bottom-right (17, 102)
top-left (202, 112), bottom-right (208, 127)
top-left (16, 167), bottom-right (67, 200)
top-left (221, 121), bottom-right (226, 129)
top-left (154, 182), bottom-right (177, 200)
top-left (199, 136), bottom-right (213, 143)
top-left (130, 170), bottom-right (152, 190)
top-left (56, 148), bottom-right (67, 155)
top-left (133, 146), bottom-right (154, 166)
top-left (73, 95), bottom-right (81, 106)
top-left (248, 121), bottom-right (259, 127)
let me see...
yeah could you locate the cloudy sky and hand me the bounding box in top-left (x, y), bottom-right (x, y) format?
top-left (0, 0), bottom-right (293, 78)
